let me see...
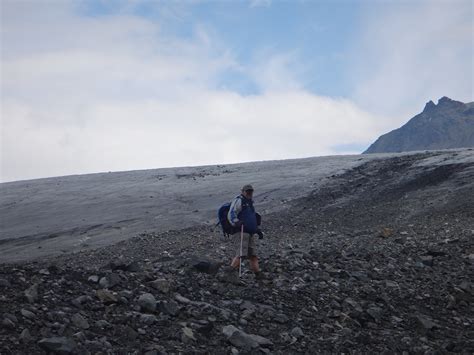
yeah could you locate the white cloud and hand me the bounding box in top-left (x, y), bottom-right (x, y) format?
top-left (250, 51), bottom-right (306, 92)
top-left (352, 0), bottom-right (473, 121)
top-left (0, 0), bottom-right (407, 182)
top-left (2, 89), bottom-right (383, 181)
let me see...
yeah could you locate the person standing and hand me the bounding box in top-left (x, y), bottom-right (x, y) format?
top-left (227, 184), bottom-right (264, 279)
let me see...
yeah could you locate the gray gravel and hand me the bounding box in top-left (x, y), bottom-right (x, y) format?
top-left (0, 149), bottom-right (473, 354)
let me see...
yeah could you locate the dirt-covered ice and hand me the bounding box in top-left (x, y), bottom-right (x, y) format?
top-left (0, 154), bottom-right (370, 262)
top-left (0, 149), bottom-right (473, 263)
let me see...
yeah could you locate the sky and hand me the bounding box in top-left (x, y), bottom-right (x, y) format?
top-left (1, 0), bottom-right (473, 182)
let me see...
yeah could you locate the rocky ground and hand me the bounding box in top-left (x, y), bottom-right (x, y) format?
top-left (1, 151), bottom-right (473, 354)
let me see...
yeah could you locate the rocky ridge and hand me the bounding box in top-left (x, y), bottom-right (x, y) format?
top-left (364, 97), bottom-right (474, 153)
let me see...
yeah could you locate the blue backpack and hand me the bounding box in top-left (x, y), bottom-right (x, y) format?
top-left (217, 202), bottom-right (235, 237)
top-left (217, 197), bottom-right (261, 237)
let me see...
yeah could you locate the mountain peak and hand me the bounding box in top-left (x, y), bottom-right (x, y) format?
top-left (437, 96), bottom-right (465, 109)
top-left (438, 96), bottom-right (453, 104)
top-left (423, 97), bottom-right (464, 113)
top-left (363, 97), bottom-right (474, 154)
top-left (423, 100), bottom-right (436, 112)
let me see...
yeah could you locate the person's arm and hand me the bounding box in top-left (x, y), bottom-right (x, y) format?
top-left (227, 196), bottom-right (242, 226)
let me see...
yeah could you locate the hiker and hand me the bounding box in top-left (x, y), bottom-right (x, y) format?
top-left (227, 184), bottom-right (264, 278)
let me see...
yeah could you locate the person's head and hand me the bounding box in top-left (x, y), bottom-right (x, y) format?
top-left (241, 184), bottom-right (254, 199)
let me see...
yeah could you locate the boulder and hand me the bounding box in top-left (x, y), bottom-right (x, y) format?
top-left (138, 293), bottom-right (157, 313)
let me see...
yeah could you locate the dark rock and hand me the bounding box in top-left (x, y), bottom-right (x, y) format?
top-left (124, 326), bottom-right (138, 340)
top-left (174, 294), bottom-right (191, 304)
top-left (385, 280), bottom-right (399, 288)
top-left (159, 300), bottom-right (179, 316)
top-left (458, 281), bottom-right (471, 293)
top-left (279, 331), bottom-right (295, 343)
top-left (349, 271), bottom-right (370, 281)
top-left (95, 319), bottom-right (112, 329)
top-left (38, 268), bottom-right (50, 275)
top-left (96, 289), bottom-right (118, 304)
top-left (222, 325), bottom-right (272, 350)
top-left (343, 298), bottom-right (363, 313)
top-left (416, 315), bottom-right (438, 330)
top-left (3, 313), bottom-right (18, 324)
top-left (139, 314), bottom-right (157, 325)
top-left (366, 306), bottom-right (383, 321)
top-left (38, 337), bottom-right (76, 354)
top-left (72, 295), bottom-right (92, 308)
top-left (192, 260), bottom-right (222, 274)
top-left (2, 317), bottom-right (15, 329)
top-left (20, 328), bottom-right (33, 343)
top-left (110, 259), bottom-right (141, 272)
top-left (148, 279), bottom-right (171, 293)
top-left (21, 309), bottom-right (36, 319)
top-left (24, 283), bottom-right (39, 303)
top-left (99, 273), bottom-right (121, 288)
top-left (71, 313), bottom-right (89, 329)
top-left (181, 327), bottom-right (196, 343)
top-left (194, 320), bottom-right (214, 335)
top-left (119, 289), bottom-right (134, 299)
top-left (138, 293), bottom-right (157, 313)
top-left (88, 275), bottom-right (99, 283)
top-left (420, 255), bottom-right (434, 266)
top-left (426, 250), bottom-right (447, 257)
top-left (291, 326), bottom-right (304, 338)
top-left (274, 313), bottom-right (289, 324)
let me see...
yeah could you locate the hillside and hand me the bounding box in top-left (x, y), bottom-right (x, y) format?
top-left (1, 149), bottom-right (473, 354)
top-left (364, 97), bottom-right (474, 153)
top-left (0, 153), bottom-right (381, 263)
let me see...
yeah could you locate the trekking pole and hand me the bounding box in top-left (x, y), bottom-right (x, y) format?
top-left (239, 224), bottom-right (244, 278)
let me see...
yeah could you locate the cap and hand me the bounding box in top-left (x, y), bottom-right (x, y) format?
top-left (242, 184), bottom-right (254, 191)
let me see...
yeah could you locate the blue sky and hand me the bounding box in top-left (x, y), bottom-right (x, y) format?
top-left (78, 0), bottom-right (361, 97)
top-left (1, 0), bottom-right (472, 181)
